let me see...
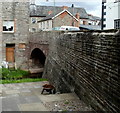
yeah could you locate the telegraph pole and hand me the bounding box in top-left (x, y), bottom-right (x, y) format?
top-left (101, 0), bottom-right (106, 30)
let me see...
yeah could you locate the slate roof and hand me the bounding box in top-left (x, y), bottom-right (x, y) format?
top-left (30, 5), bottom-right (89, 19)
top-left (38, 9), bottom-right (79, 22)
top-left (80, 24), bottom-right (101, 30)
top-left (37, 14), bottom-right (56, 22)
top-left (88, 15), bottom-right (101, 21)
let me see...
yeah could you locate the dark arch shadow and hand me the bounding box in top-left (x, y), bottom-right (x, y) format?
top-left (30, 48), bottom-right (46, 68)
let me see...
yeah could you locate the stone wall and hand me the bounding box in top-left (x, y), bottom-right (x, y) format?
top-left (43, 30), bottom-right (120, 112)
top-left (1, 1), bottom-right (29, 69)
top-left (0, 2), bottom-right (2, 64)
top-left (28, 32), bottom-right (63, 57)
top-left (0, 2), bottom-right (2, 112)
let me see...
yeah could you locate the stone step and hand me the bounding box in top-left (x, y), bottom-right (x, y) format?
top-left (8, 63), bottom-right (15, 69)
top-left (29, 68), bottom-right (44, 74)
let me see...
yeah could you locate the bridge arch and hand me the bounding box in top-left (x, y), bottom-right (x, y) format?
top-left (29, 48), bottom-right (46, 69)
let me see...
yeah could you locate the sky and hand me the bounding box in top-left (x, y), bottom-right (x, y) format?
top-left (35, 0), bottom-right (102, 17)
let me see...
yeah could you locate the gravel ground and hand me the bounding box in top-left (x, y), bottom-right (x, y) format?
top-left (44, 99), bottom-right (92, 111)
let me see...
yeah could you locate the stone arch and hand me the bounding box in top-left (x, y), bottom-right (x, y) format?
top-left (29, 48), bottom-right (46, 68)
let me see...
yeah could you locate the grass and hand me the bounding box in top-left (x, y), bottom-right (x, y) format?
top-left (1, 78), bottom-right (48, 84)
top-left (1, 68), bottom-right (29, 79)
top-left (0, 68), bottom-right (48, 84)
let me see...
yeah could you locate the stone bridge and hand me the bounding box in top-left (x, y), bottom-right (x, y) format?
top-left (24, 30), bottom-right (119, 112)
top-left (26, 32), bottom-right (63, 74)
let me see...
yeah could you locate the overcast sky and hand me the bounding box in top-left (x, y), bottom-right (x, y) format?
top-left (35, 0), bottom-right (102, 17)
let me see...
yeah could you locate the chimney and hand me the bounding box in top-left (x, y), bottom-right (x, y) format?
top-left (75, 13), bottom-right (80, 20)
top-left (62, 6), bottom-right (68, 10)
top-left (75, 13), bottom-right (80, 27)
top-left (48, 11), bottom-right (52, 15)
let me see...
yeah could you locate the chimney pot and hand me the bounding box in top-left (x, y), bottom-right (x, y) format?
top-left (75, 13), bottom-right (80, 20)
top-left (48, 10), bottom-right (52, 15)
top-left (62, 6), bottom-right (68, 10)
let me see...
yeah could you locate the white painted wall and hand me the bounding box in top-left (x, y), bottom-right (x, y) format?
top-left (104, 0), bottom-right (120, 29)
top-left (39, 20), bottom-right (52, 31)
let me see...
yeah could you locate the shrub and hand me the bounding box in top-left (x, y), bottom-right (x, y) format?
top-left (1, 68), bottom-right (29, 80)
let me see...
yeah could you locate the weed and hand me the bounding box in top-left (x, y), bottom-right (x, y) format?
top-left (64, 101), bottom-right (69, 104)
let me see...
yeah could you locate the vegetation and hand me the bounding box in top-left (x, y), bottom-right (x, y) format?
top-left (1, 68), bottom-right (29, 80)
top-left (1, 78), bottom-right (48, 84)
top-left (64, 101), bottom-right (69, 104)
top-left (0, 68), bottom-right (47, 84)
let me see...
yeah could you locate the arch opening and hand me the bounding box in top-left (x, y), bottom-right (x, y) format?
top-left (29, 48), bottom-right (46, 75)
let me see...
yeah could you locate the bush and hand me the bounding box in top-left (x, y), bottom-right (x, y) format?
top-left (1, 68), bottom-right (29, 80)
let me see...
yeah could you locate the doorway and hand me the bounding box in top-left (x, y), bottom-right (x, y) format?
top-left (6, 44), bottom-right (15, 63)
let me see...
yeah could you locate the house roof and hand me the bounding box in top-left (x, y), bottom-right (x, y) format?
top-left (88, 14), bottom-right (101, 21)
top-left (30, 5), bottom-right (89, 19)
top-left (30, 14), bottom-right (46, 17)
top-left (38, 9), bottom-right (79, 22)
top-left (80, 24), bottom-right (101, 30)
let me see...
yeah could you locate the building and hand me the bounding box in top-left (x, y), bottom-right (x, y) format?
top-left (29, 13), bottom-right (46, 32)
top-left (80, 14), bottom-right (101, 30)
top-left (29, 5), bottom-right (89, 32)
top-left (87, 14), bottom-right (101, 26)
top-left (29, 3), bottom-right (46, 32)
top-left (102, 0), bottom-right (120, 29)
top-left (38, 9), bottom-right (80, 31)
top-left (30, 5), bottom-right (101, 31)
top-left (1, 1), bottom-right (29, 69)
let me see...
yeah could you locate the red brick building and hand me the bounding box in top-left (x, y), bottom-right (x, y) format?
top-left (38, 9), bottom-right (80, 31)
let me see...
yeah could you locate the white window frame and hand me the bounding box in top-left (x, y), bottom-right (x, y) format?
top-left (31, 18), bottom-right (36, 24)
top-left (114, 19), bottom-right (120, 29)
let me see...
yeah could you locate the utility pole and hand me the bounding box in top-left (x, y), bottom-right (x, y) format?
top-left (101, 0), bottom-right (106, 30)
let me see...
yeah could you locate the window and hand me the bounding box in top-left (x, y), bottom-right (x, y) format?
top-left (41, 23), bottom-right (42, 28)
top-left (43, 22), bottom-right (45, 29)
top-left (3, 21), bottom-right (14, 33)
top-left (47, 21), bottom-right (49, 29)
top-left (83, 21), bottom-right (87, 25)
top-left (114, 19), bottom-right (120, 29)
top-left (31, 18), bottom-right (36, 23)
top-left (32, 28), bottom-right (36, 32)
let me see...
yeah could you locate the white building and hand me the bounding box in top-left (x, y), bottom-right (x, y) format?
top-left (103, 0), bottom-right (120, 29)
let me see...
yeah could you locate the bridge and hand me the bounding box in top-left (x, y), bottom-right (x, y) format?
top-left (25, 30), bottom-right (120, 112)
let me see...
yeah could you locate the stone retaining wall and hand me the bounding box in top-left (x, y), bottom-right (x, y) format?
top-left (43, 30), bottom-right (120, 112)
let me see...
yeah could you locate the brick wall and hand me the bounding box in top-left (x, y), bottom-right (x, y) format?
top-left (43, 30), bottom-right (120, 112)
top-left (53, 11), bottom-right (79, 27)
